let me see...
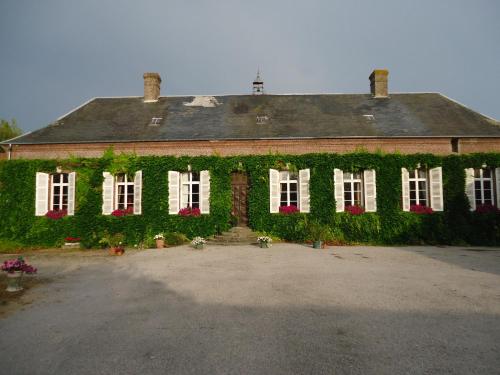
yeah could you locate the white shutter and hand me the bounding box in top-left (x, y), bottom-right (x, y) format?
top-left (168, 171), bottom-right (180, 215)
top-left (200, 170), bottom-right (210, 214)
top-left (401, 168), bottom-right (410, 212)
top-left (299, 169), bottom-right (310, 213)
top-left (496, 168), bottom-right (500, 208)
top-left (102, 172), bottom-right (114, 215)
top-left (333, 168), bottom-right (344, 213)
top-left (133, 170), bottom-right (142, 215)
top-left (67, 172), bottom-right (76, 216)
top-left (464, 168), bottom-right (476, 211)
top-left (429, 167), bottom-right (444, 211)
top-left (269, 169), bottom-right (280, 213)
top-left (363, 169), bottom-right (377, 212)
top-left (35, 172), bottom-right (49, 216)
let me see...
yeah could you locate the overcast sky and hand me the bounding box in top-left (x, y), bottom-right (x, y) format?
top-left (1, 0), bottom-right (499, 132)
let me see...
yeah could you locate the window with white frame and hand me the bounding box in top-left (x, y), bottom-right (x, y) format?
top-left (343, 172), bottom-right (363, 207)
top-left (35, 171), bottom-right (76, 216)
top-left (115, 174), bottom-right (135, 210)
top-left (50, 173), bottom-right (69, 211)
top-left (181, 172), bottom-right (200, 209)
top-left (409, 169), bottom-right (428, 207)
top-left (474, 168), bottom-right (495, 206)
top-left (168, 170), bottom-right (210, 215)
top-left (279, 171), bottom-right (298, 207)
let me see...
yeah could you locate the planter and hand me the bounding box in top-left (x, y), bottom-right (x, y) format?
top-left (194, 244), bottom-right (204, 250)
top-left (6, 271), bottom-right (23, 292)
top-left (313, 240), bottom-right (323, 249)
top-left (155, 239), bottom-right (165, 249)
top-left (259, 242), bottom-right (270, 248)
top-left (109, 247), bottom-right (125, 256)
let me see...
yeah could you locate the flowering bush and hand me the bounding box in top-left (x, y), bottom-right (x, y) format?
top-left (1, 257), bottom-right (37, 274)
top-left (154, 233), bottom-right (164, 240)
top-left (179, 207), bottom-right (201, 216)
top-left (191, 236), bottom-right (206, 246)
top-left (345, 205), bottom-right (365, 215)
top-left (65, 237), bottom-right (81, 242)
top-left (279, 205), bottom-right (299, 215)
top-left (475, 204), bottom-right (500, 214)
top-left (45, 209), bottom-right (67, 220)
top-left (410, 204), bottom-right (434, 214)
top-left (257, 236), bottom-right (272, 244)
top-left (111, 207), bottom-right (134, 217)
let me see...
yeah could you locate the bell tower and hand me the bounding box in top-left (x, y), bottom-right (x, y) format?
top-left (252, 69), bottom-right (264, 95)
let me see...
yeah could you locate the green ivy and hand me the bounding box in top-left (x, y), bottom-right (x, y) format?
top-left (0, 151), bottom-right (499, 247)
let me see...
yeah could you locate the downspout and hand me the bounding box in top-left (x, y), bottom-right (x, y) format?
top-left (8, 144), bottom-right (12, 160)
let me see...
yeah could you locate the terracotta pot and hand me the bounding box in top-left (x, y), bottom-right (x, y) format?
top-left (109, 247), bottom-right (125, 256)
top-left (6, 271), bottom-right (23, 292)
top-left (156, 239), bottom-right (165, 249)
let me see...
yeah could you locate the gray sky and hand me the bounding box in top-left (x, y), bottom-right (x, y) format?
top-left (1, 0), bottom-right (499, 132)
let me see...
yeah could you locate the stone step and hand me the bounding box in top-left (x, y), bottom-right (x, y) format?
top-left (208, 226), bottom-right (259, 245)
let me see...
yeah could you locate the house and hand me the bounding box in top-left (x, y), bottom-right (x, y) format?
top-left (0, 70), bottom-right (499, 246)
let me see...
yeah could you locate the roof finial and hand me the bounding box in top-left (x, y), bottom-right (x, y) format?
top-left (253, 68), bottom-right (264, 95)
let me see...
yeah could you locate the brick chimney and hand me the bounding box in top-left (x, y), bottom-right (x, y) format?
top-left (369, 69), bottom-right (389, 98)
top-left (143, 72), bottom-right (161, 102)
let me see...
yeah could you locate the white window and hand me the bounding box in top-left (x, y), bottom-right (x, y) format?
top-left (334, 169), bottom-right (377, 212)
top-left (35, 172), bottom-right (76, 216)
top-left (343, 172), bottom-right (363, 207)
top-left (279, 171), bottom-right (299, 207)
top-left (102, 171), bottom-right (142, 215)
top-left (50, 173), bottom-right (69, 211)
top-left (115, 174), bottom-right (135, 210)
top-left (409, 169), bottom-right (428, 207)
top-left (181, 172), bottom-right (200, 209)
top-left (168, 170), bottom-right (210, 214)
top-left (474, 168), bottom-right (496, 206)
top-left (402, 167), bottom-right (443, 211)
top-left (269, 169), bottom-right (310, 213)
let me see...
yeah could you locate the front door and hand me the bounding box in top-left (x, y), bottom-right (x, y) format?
top-left (231, 172), bottom-right (249, 226)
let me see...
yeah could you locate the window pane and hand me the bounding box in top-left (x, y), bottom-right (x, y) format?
top-left (191, 172), bottom-right (200, 182)
top-left (289, 172), bottom-right (298, 180)
top-left (344, 192), bottom-right (352, 204)
top-left (410, 191), bottom-right (416, 200)
top-left (63, 173), bottom-right (69, 183)
top-left (343, 172), bottom-right (351, 180)
top-left (280, 193), bottom-right (287, 202)
top-left (409, 181), bottom-right (416, 191)
top-left (483, 169), bottom-right (491, 178)
top-left (54, 186), bottom-right (60, 194)
top-left (290, 192), bottom-right (297, 202)
top-left (418, 181), bottom-right (427, 191)
top-left (344, 183), bottom-right (352, 192)
top-left (474, 169), bottom-right (480, 178)
top-left (354, 191), bottom-right (361, 206)
top-left (289, 182), bottom-right (297, 193)
top-left (192, 184), bottom-right (199, 193)
top-left (116, 174), bottom-right (125, 183)
top-left (279, 171), bottom-right (288, 180)
top-left (353, 182), bottom-right (362, 192)
top-left (181, 173), bottom-right (188, 183)
top-left (419, 190), bottom-right (427, 201)
top-left (484, 181), bottom-right (491, 190)
top-left (280, 182), bottom-right (287, 192)
top-left (420, 198), bottom-right (427, 207)
top-left (484, 190), bottom-right (492, 201)
top-left (409, 170), bottom-right (415, 179)
top-left (418, 169), bottom-right (427, 179)
top-left (353, 172), bottom-right (362, 179)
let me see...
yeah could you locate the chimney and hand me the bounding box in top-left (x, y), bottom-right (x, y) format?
top-left (143, 72), bottom-right (161, 102)
top-left (369, 69), bottom-right (389, 98)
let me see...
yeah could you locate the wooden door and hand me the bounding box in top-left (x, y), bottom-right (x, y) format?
top-left (231, 172), bottom-right (248, 226)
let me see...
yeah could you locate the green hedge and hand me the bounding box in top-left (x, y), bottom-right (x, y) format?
top-left (0, 151), bottom-right (499, 247)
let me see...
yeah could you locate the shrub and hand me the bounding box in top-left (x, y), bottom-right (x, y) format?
top-left (165, 232), bottom-right (188, 246)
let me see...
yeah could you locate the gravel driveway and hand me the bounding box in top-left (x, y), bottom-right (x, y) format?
top-left (1, 244), bottom-right (499, 375)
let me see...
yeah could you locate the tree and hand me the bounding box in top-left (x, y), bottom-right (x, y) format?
top-left (0, 118), bottom-right (22, 142)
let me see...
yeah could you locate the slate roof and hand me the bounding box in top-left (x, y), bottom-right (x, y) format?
top-left (4, 93), bottom-right (500, 145)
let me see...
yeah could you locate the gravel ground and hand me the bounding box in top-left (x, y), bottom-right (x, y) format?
top-left (0, 244), bottom-right (499, 375)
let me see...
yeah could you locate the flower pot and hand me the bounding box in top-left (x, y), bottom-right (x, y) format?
top-left (313, 240), bottom-right (323, 249)
top-left (109, 247), bottom-right (125, 256)
top-left (194, 244), bottom-right (204, 250)
top-left (259, 242), bottom-right (269, 248)
top-left (155, 239), bottom-right (165, 249)
top-left (6, 271), bottom-right (23, 292)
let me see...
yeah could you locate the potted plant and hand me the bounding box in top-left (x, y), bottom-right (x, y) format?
top-left (1, 257), bottom-right (37, 292)
top-left (154, 233), bottom-right (165, 248)
top-left (101, 233), bottom-right (125, 255)
top-left (307, 221), bottom-right (330, 249)
top-left (257, 236), bottom-right (272, 248)
top-left (191, 236), bottom-right (206, 250)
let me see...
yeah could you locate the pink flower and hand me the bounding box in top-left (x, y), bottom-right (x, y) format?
top-left (410, 204), bottom-right (433, 214)
top-left (1, 257), bottom-right (37, 274)
top-left (475, 204), bottom-right (500, 214)
top-left (45, 209), bottom-right (67, 220)
top-left (279, 205), bottom-right (299, 214)
top-left (178, 207), bottom-right (201, 216)
top-left (345, 205), bottom-right (365, 215)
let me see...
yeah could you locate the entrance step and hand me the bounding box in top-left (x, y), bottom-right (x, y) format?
top-left (208, 226), bottom-right (259, 246)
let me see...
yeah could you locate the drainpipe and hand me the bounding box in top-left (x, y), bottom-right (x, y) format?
top-left (8, 144), bottom-right (12, 160)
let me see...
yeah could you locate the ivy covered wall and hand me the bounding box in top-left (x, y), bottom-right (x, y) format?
top-left (0, 151), bottom-right (499, 248)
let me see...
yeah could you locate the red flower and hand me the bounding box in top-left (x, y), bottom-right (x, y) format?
top-left (279, 205), bottom-right (299, 214)
top-left (410, 204), bottom-right (433, 214)
top-left (475, 204), bottom-right (500, 214)
top-left (65, 237), bottom-right (81, 242)
top-left (45, 209), bottom-right (67, 220)
top-left (345, 205), bottom-right (365, 215)
top-left (111, 207), bottom-right (134, 217)
top-left (178, 207), bottom-right (201, 216)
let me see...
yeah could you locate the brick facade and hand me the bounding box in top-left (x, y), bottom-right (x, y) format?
top-left (4, 137), bottom-right (500, 160)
